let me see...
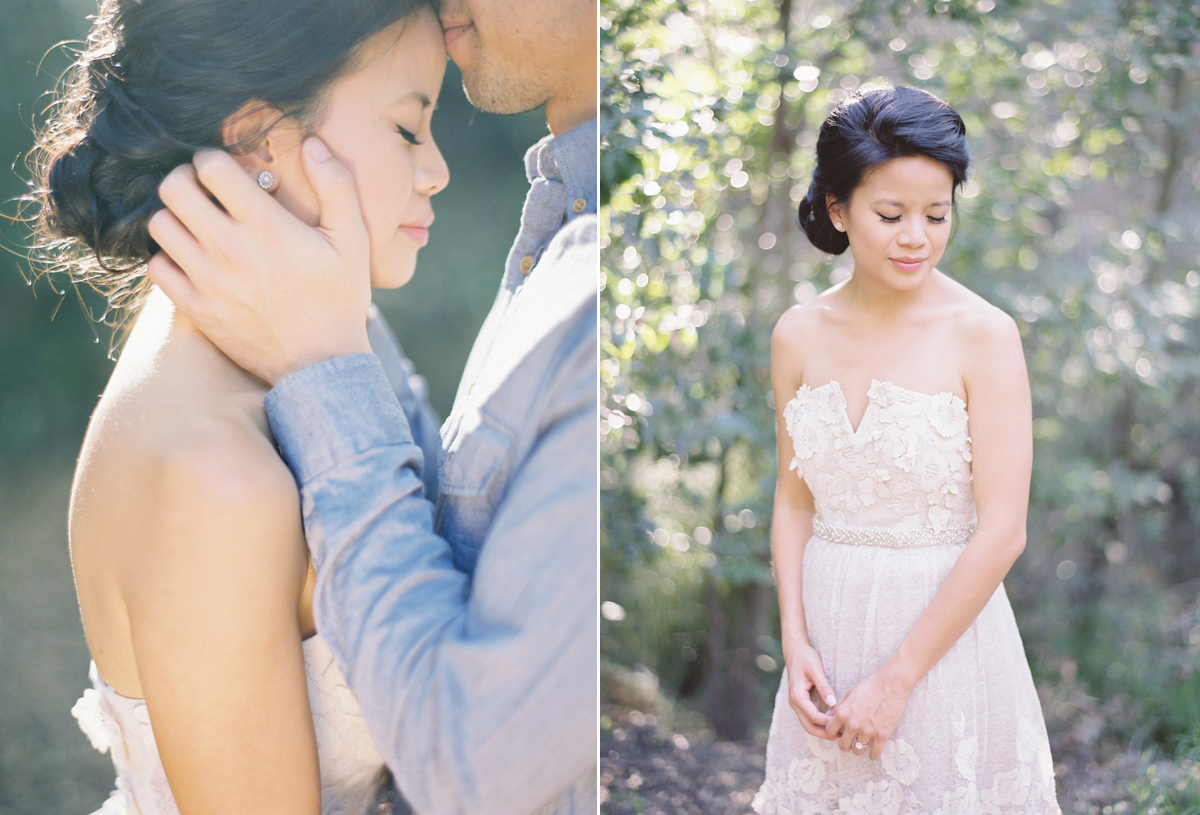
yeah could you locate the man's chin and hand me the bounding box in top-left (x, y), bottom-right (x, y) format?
top-left (460, 73), bottom-right (545, 117)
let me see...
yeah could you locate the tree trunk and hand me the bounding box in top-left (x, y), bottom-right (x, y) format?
top-left (703, 577), bottom-right (768, 741)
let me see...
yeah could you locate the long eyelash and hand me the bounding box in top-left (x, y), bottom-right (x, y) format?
top-left (396, 126), bottom-right (424, 145)
top-left (877, 214), bottom-right (949, 224)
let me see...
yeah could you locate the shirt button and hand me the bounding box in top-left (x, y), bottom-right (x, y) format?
top-left (520, 255), bottom-right (534, 275)
top-left (572, 198), bottom-right (587, 214)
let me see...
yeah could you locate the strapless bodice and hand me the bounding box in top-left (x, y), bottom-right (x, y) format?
top-left (783, 379), bottom-right (975, 536)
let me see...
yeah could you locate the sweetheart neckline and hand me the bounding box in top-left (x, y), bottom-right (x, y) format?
top-left (792, 378), bottom-right (967, 437)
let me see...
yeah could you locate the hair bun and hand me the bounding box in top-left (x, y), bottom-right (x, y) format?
top-left (44, 124), bottom-right (164, 266)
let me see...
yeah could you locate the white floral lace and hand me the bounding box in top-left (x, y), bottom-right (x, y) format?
top-left (756, 380), bottom-right (1060, 814)
top-left (782, 381), bottom-right (974, 533)
top-left (72, 636), bottom-right (393, 815)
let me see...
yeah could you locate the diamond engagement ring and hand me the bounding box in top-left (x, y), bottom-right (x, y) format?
top-left (853, 740), bottom-right (865, 750)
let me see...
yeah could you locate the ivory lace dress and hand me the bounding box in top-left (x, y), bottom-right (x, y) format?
top-left (753, 380), bottom-right (1060, 815)
top-left (71, 635), bottom-right (395, 815)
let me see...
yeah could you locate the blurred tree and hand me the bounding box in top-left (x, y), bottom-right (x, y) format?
top-left (601, 0), bottom-right (1200, 752)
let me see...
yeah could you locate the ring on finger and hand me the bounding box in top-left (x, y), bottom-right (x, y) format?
top-left (853, 739), bottom-right (866, 751)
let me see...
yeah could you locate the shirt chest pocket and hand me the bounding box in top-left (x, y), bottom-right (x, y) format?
top-left (439, 407), bottom-right (516, 498)
top-left (437, 407), bottom-right (516, 574)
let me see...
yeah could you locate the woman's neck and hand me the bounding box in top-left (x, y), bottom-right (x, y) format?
top-left (117, 287), bottom-right (270, 399)
top-left (840, 268), bottom-right (942, 323)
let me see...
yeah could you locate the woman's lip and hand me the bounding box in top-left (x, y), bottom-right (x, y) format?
top-left (890, 257), bottom-right (925, 271)
top-left (399, 226), bottom-right (430, 247)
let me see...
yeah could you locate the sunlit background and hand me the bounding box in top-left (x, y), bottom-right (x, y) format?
top-left (600, 0), bottom-right (1200, 811)
top-left (0, 0), bottom-right (546, 811)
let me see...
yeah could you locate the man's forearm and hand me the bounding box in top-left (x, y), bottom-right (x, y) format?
top-left (265, 354), bottom-right (597, 815)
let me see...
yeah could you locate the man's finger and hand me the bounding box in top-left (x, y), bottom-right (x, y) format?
top-left (301, 137), bottom-right (367, 246)
top-left (147, 208), bottom-right (208, 285)
top-left (191, 148), bottom-right (283, 226)
top-left (146, 250), bottom-right (204, 317)
top-left (158, 162), bottom-right (236, 246)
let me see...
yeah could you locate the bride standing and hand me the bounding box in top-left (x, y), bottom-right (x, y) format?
top-left (31, 0), bottom-right (447, 811)
top-left (754, 86), bottom-right (1060, 813)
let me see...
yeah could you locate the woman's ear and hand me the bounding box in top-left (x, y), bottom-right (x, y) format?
top-left (825, 194), bottom-right (844, 231)
top-left (220, 101), bottom-right (291, 186)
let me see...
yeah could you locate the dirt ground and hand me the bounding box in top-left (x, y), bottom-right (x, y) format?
top-left (600, 683), bottom-right (1158, 815)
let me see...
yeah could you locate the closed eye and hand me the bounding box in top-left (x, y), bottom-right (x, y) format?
top-left (877, 213), bottom-right (950, 224)
top-left (396, 125), bottom-right (424, 145)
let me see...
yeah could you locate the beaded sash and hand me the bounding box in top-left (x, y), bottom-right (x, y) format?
top-left (812, 518), bottom-right (976, 549)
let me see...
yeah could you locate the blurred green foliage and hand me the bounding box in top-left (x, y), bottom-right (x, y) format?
top-left (0, 0), bottom-right (546, 468)
top-left (599, 0), bottom-right (1200, 785)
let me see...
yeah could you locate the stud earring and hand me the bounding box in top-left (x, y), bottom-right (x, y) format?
top-left (257, 170), bottom-right (277, 192)
top-left (834, 222), bottom-right (843, 231)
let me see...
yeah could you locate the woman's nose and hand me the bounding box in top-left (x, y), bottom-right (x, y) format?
top-left (898, 217), bottom-right (927, 247)
top-left (417, 137), bottom-right (450, 195)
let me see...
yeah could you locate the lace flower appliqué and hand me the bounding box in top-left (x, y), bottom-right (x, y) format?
top-left (785, 386), bottom-right (831, 468)
top-left (927, 392), bottom-right (968, 439)
top-left (816, 382), bottom-right (847, 426)
top-left (72, 689), bottom-right (113, 754)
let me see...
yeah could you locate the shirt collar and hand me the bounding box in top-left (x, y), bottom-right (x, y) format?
top-left (524, 118), bottom-right (598, 218)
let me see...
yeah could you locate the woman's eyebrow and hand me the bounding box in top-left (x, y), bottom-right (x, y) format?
top-left (388, 91), bottom-right (434, 109)
top-left (871, 198), bottom-right (953, 207)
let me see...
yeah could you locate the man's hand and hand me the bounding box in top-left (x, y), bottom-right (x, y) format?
top-left (147, 137), bottom-right (373, 385)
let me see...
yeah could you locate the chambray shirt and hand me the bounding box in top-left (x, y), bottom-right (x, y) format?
top-left (265, 119), bottom-right (599, 815)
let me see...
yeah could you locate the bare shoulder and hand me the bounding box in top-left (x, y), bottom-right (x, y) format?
top-left (122, 415), bottom-right (306, 592)
top-left (935, 278), bottom-right (1028, 401)
top-left (772, 305), bottom-right (813, 390)
top-left (772, 294), bottom-right (836, 360)
top-left (933, 274), bottom-right (1019, 349)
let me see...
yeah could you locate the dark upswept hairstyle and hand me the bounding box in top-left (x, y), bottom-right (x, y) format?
top-left (797, 85), bottom-right (970, 255)
top-left (29, 0), bottom-right (429, 314)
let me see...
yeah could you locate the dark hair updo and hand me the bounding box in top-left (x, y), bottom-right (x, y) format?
top-left (30, 0), bottom-right (429, 312)
top-left (797, 85), bottom-right (970, 255)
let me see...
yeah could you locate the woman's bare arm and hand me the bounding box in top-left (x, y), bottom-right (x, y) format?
top-left (123, 430), bottom-right (321, 815)
top-left (770, 308), bottom-right (837, 737)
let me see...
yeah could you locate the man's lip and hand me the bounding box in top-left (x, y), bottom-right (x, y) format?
top-left (441, 22), bottom-right (472, 49)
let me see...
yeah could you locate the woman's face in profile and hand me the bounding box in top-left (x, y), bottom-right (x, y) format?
top-left (265, 6), bottom-right (451, 289)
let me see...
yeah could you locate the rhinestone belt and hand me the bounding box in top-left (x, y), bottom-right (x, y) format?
top-left (811, 518), bottom-right (976, 548)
